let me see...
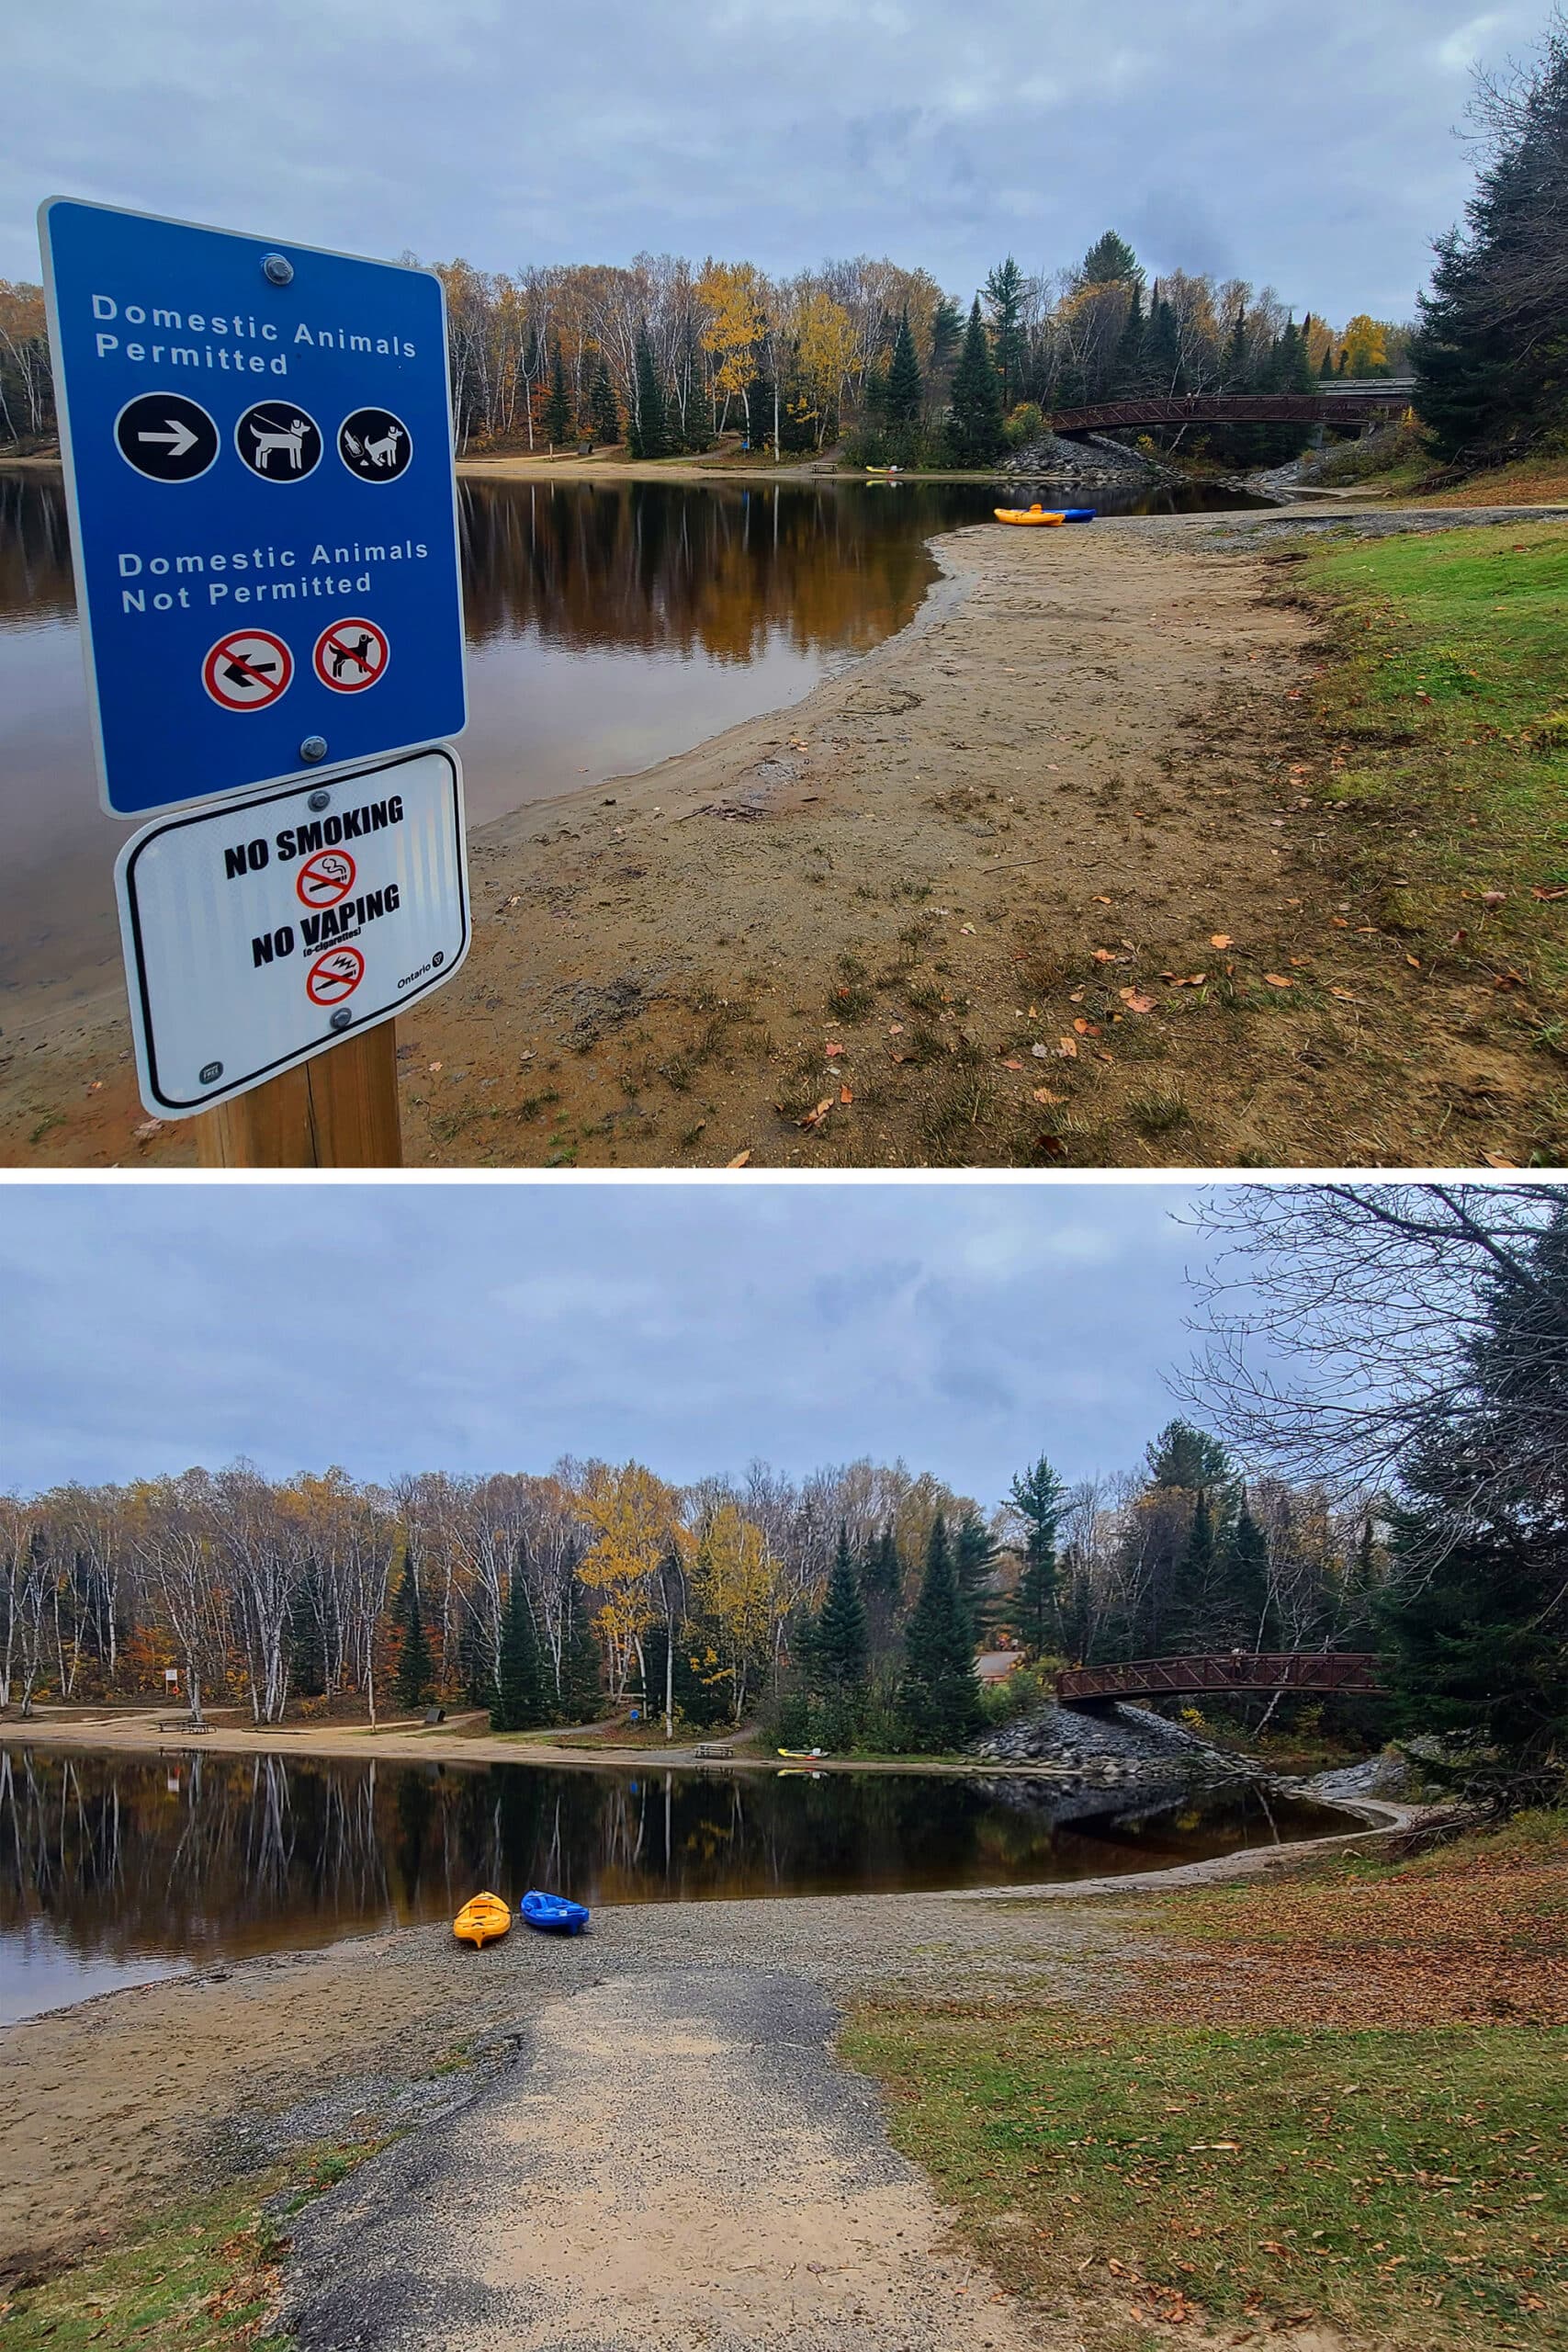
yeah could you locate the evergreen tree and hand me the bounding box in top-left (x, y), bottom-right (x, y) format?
top-left (861, 1526), bottom-right (902, 1600)
top-left (1010, 1455), bottom-right (1067, 1655)
top-left (897, 1516), bottom-right (982, 1750)
top-left (628, 330), bottom-right (670, 459)
top-left (491, 1566), bottom-right (547, 1732)
top-left (1079, 230), bottom-right (1142, 288)
top-left (288, 1557), bottom-right (325, 1700)
top-left (982, 256), bottom-right (1029, 408)
top-left (1145, 1419), bottom-right (1230, 1491)
top-left (812, 1525), bottom-right (870, 1697)
top-left (560, 1578), bottom-right (603, 1722)
top-left (459, 1608), bottom-right (497, 1711)
top-left (679, 364), bottom-right (714, 452)
top-left (542, 339), bottom-right (573, 447)
top-left (929, 296), bottom-right (963, 384)
top-left (1223, 307), bottom-right (1250, 390)
top-left (884, 311), bottom-right (923, 435)
top-left (1172, 1487), bottom-right (1222, 1649)
top-left (1110, 281), bottom-right (1145, 395)
top-left (1224, 1499), bottom-right (1275, 1651)
top-left (946, 299), bottom-right (1005, 466)
top-left (393, 1571), bottom-right (435, 1712)
top-left (1319, 341), bottom-right (1337, 379)
top-left (1143, 293), bottom-right (1179, 391)
top-left (590, 356), bottom-right (620, 447)
top-left (952, 1505), bottom-right (999, 1641)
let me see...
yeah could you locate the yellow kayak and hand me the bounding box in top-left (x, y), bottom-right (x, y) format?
top-left (994, 504), bottom-right (1066, 526)
top-left (454, 1892), bottom-right (511, 1948)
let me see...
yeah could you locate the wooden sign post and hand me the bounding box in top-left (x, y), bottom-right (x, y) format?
top-left (197, 1021), bottom-right (402, 1167)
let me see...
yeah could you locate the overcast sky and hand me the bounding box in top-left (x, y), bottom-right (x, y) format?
top-left (0, 1181), bottom-right (1239, 1505)
top-left (8, 4), bottom-right (1555, 321)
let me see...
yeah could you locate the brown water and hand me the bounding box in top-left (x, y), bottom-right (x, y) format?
top-left (0, 469), bottom-right (1267, 1011)
top-left (0, 1742), bottom-right (1343, 2023)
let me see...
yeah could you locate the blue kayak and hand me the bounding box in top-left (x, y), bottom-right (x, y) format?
top-left (521, 1889), bottom-right (591, 1935)
top-left (1062, 509), bottom-right (1096, 522)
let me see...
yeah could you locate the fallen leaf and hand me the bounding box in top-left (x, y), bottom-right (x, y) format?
top-left (726, 1149), bottom-right (751, 1169)
top-left (1330, 915), bottom-right (1349, 927)
top-left (1262, 973), bottom-right (1294, 989)
top-left (1032, 1086), bottom-right (1062, 1105)
top-left (1095, 1048), bottom-right (1115, 1063)
top-left (1035, 1134), bottom-right (1066, 1157)
top-left (839, 1085), bottom-right (853, 1105)
top-left (428, 1060), bottom-right (443, 1072)
top-left (1481, 888), bottom-right (1506, 907)
top-left (132, 1120), bottom-right (162, 1142)
top-left (796, 1099), bottom-right (834, 1129)
top-left (887, 1022), bottom-right (905, 1035)
top-left (1073, 1017), bottom-right (1100, 1035)
top-left (959, 922), bottom-right (976, 934)
top-left (1000, 1058), bottom-right (1024, 1071)
top-left (1493, 970), bottom-right (1524, 989)
top-left (1210, 933), bottom-right (1234, 949)
top-left (1118, 989), bottom-right (1157, 1013)
top-left (1057, 1036), bottom-right (1079, 1059)
top-left (1530, 885), bottom-right (1568, 901)
top-left (1031, 1042), bottom-right (1053, 1060)
top-left (824, 1042), bottom-right (844, 1057)
top-left (1067, 987), bottom-right (1087, 1003)
top-left (1091, 947), bottom-right (1118, 963)
top-left (1170, 974), bottom-right (1206, 988)
top-left (1483, 1152), bottom-right (1517, 1169)
top-left (1330, 987), bottom-right (1359, 1002)
top-left (1406, 954), bottom-right (1421, 968)
top-left (1092, 894), bottom-right (1112, 905)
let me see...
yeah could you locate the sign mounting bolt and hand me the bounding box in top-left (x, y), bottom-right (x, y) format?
top-left (301, 739), bottom-right (329, 768)
top-left (329, 1009), bottom-right (354, 1033)
top-left (262, 253), bottom-right (294, 287)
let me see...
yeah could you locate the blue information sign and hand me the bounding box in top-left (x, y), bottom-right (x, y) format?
top-left (40, 198), bottom-right (467, 818)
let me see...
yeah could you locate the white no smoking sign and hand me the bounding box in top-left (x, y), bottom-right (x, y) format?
top-left (115, 747), bottom-right (468, 1115)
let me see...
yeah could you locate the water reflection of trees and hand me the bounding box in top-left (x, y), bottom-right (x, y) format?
top-left (0, 1748), bottom-right (1332, 1972)
top-left (457, 481), bottom-right (955, 663)
top-left (0, 472), bottom-right (75, 622)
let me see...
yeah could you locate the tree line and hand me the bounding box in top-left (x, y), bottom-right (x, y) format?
top-left (0, 1428), bottom-right (1386, 1758)
top-left (0, 239), bottom-right (1403, 469)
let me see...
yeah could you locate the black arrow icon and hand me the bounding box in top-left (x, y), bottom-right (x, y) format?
top-left (223, 656), bottom-right (277, 687)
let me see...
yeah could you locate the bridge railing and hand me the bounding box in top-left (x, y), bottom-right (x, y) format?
top-left (1056, 1651), bottom-right (1386, 1703)
top-left (1044, 392), bottom-right (1412, 434)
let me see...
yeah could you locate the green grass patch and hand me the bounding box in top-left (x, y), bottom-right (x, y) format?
top-left (3, 2142), bottom-right (382, 2352)
top-left (845, 2011), bottom-right (1567, 2349)
top-left (1298, 526), bottom-right (1568, 997)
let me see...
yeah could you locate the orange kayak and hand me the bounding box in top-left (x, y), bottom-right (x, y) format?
top-left (454, 1892), bottom-right (511, 1948)
top-left (994, 504), bottom-right (1066, 526)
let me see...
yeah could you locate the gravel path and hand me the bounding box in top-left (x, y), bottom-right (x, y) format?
top-left (280, 1965), bottom-right (1077, 2352)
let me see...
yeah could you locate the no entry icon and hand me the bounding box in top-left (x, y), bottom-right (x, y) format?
top-left (202, 628), bottom-right (293, 710)
top-left (313, 616), bottom-right (389, 694)
top-left (306, 944), bottom-right (366, 1006)
top-left (296, 849), bottom-right (356, 908)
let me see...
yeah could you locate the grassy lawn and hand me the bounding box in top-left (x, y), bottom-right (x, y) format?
top-left (845, 1815), bottom-right (1568, 2350)
top-left (1289, 520), bottom-right (1568, 1140)
top-left (0, 2144), bottom-right (379, 2352)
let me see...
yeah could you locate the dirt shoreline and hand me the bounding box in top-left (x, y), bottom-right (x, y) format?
top-left (4, 499), bottom-right (1564, 1170)
top-left (0, 1794), bottom-right (1406, 2285)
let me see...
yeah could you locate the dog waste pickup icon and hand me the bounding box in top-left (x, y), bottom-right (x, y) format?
top-left (115, 749), bottom-right (468, 1116)
top-left (39, 197), bottom-right (467, 818)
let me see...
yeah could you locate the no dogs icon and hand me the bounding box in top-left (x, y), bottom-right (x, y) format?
top-left (313, 616), bottom-right (389, 693)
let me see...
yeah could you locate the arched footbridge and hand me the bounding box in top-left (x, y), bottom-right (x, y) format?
top-left (1056, 1651), bottom-right (1386, 1707)
top-left (1046, 388), bottom-right (1414, 436)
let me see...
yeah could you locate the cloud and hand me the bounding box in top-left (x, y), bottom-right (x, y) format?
top-left (6, 2), bottom-right (1557, 318)
top-left (0, 1181), bottom-right (1216, 1507)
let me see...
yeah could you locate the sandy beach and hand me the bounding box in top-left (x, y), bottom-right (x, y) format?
top-left (3, 500), bottom-right (1562, 1171)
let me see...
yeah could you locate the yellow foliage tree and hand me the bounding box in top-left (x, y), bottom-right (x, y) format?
top-left (1340, 315), bottom-right (1389, 376)
top-left (791, 288), bottom-right (857, 447)
top-left (696, 260), bottom-right (766, 433)
top-left (573, 1462), bottom-right (689, 1703)
top-left (693, 1501), bottom-right (788, 1721)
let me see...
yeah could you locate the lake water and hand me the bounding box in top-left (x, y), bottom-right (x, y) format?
top-left (0, 1743), bottom-right (1342, 2023)
top-left (0, 469), bottom-right (1266, 1011)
